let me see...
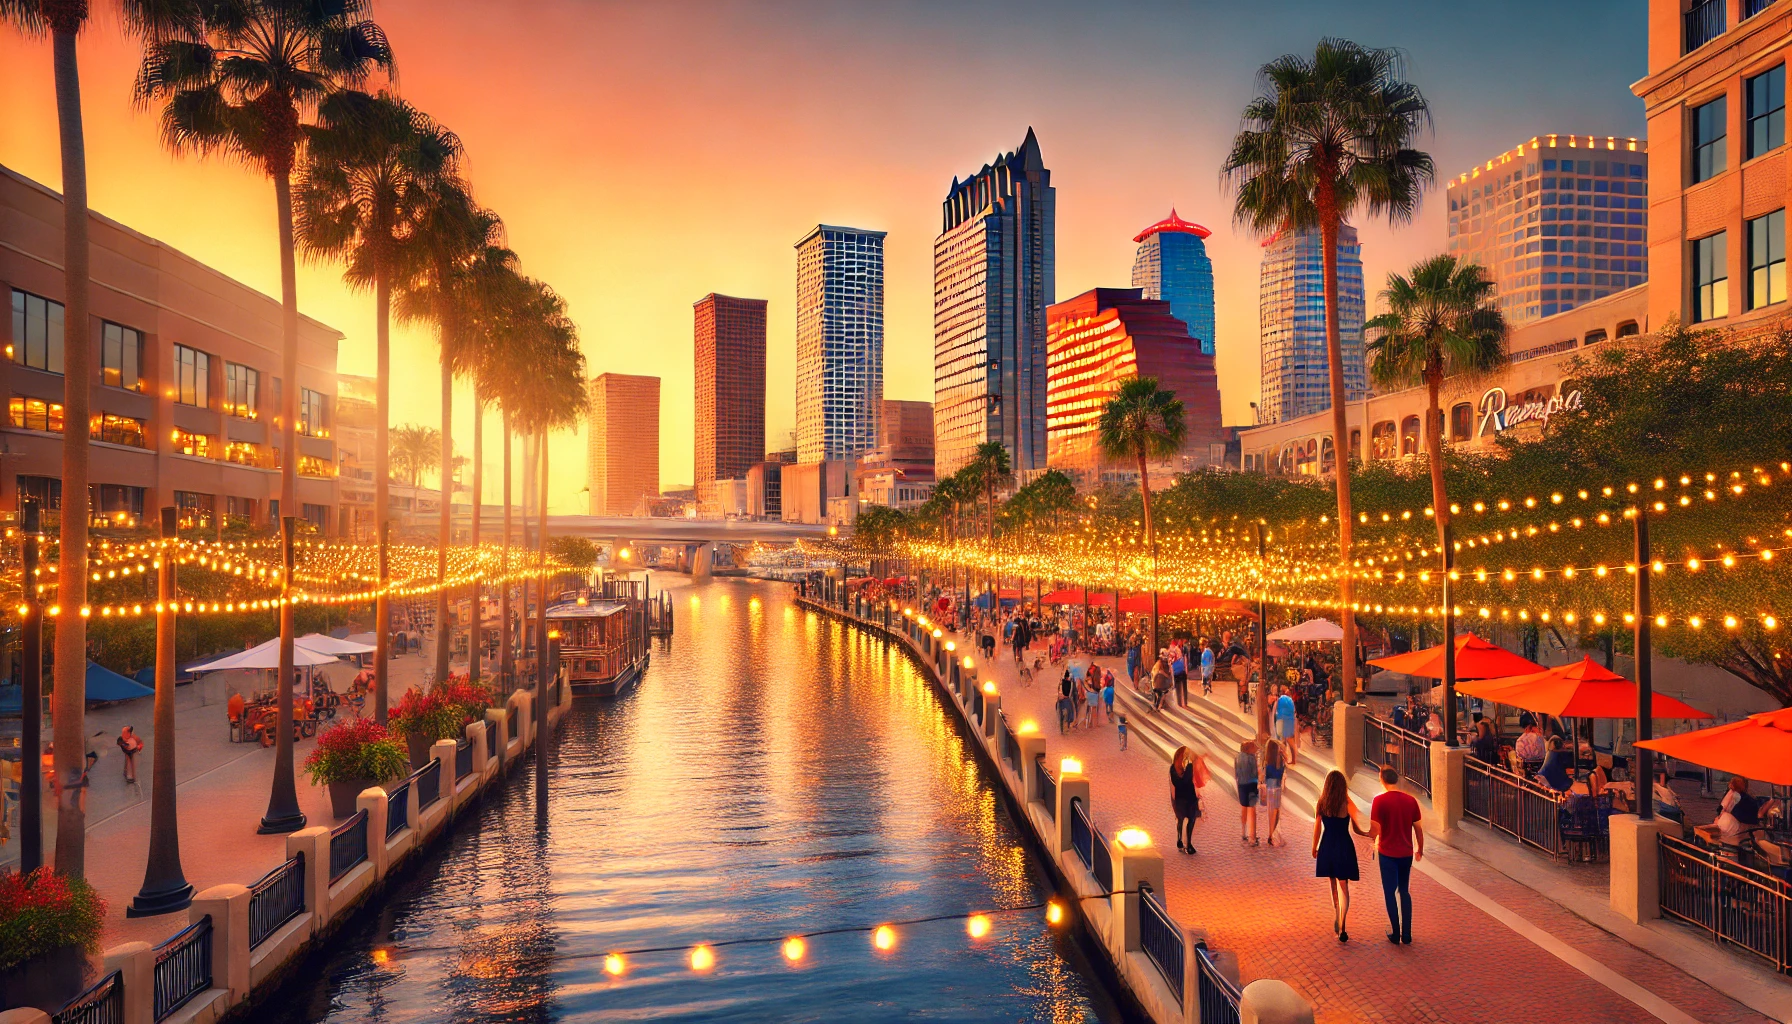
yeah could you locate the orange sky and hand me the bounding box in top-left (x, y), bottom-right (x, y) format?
top-left (0, 1), bottom-right (1646, 513)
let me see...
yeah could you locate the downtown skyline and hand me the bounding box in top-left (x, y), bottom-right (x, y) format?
top-left (0, 0), bottom-right (1648, 511)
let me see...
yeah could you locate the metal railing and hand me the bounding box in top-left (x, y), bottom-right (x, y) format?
top-left (386, 779), bottom-right (410, 838)
top-left (53, 970), bottom-right (123, 1024)
top-left (153, 916), bottom-right (212, 1021)
top-left (415, 758), bottom-right (442, 809)
top-left (1138, 882), bottom-right (1185, 1004)
top-left (454, 736), bottom-right (473, 781)
top-left (1686, 0), bottom-right (1726, 51)
top-left (971, 684), bottom-right (984, 724)
top-left (999, 715), bottom-right (1018, 771)
top-left (508, 708), bottom-right (519, 743)
top-left (247, 852), bottom-right (305, 949)
top-left (1746, 0), bottom-right (1774, 18)
top-left (1070, 797), bottom-right (1094, 872)
top-left (1363, 715), bottom-right (1431, 795)
top-left (1092, 825), bottom-right (1114, 893)
top-left (1195, 941), bottom-right (1243, 1024)
top-left (329, 810), bottom-right (369, 884)
top-left (1463, 756), bottom-right (1565, 859)
top-left (1035, 754), bottom-right (1057, 819)
top-left (1659, 833), bottom-right (1791, 972)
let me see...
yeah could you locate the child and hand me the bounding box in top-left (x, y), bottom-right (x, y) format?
top-left (1116, 714), bottom-right (1129, 750)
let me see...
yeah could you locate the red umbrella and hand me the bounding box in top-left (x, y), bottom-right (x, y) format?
top-left (1116, 592), bottom-right (1256, 617)
top-left (1458, 657), bottom-right (1712, 719)
top-left (1040, 588), bottom-right (1117, 606)
top-left (1637, 709), bottom-right (1792, 786)
top-left (1367, 633), bottom-right (1544, 680)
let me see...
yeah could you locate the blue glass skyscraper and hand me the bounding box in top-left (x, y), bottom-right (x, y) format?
top-left (1131, 210), bottom-right (1216, 356)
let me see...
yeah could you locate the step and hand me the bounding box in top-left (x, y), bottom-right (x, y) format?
top-left (1113, 688), bottom-right (1328, 816)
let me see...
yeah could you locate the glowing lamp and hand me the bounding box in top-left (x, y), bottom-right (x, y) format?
top-left (1116, 828), bottom-right (1151, 850)
top-left (1060, 757), bottom-right (1083, 776)
top-left (618, 547), bottom-right (631, 560)
top-left (782, 937), bottom-right (806, 962)
top-left (371, 946), bottom-right (393, 965)
top-left (962, 656), bottom-right (974, 669)
top-left (548, 629), bottom-right (561, 640)
top-left (1017, 720), bottom-right (1039, 735)
top-left (932, 629), bottom-right (942, 639)
top-left (689, 945), bottom-right (715, 972)
top-left (604, 953), bottom-right (626, 976)
top-left (981, 681), bottom-right (997, 696)
top-left (945, 641), bottom-right (956, 652)
top-left (1045, 900), bottom-right (1066, 926)
top-left (873, 925), bottom-right (897, 951)
top-left (966, 914), bottom-right (992, 939)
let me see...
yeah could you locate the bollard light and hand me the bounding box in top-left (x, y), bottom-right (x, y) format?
top-left (981, 681), bottom-right (997, 696)
top-left (1045, 900), bottom-right (1066, 926)
top-left (945, 640), bottom-right (955, 652)
top-left (962, 656), bottom-right (974, 669)
top-left (932, 629), bottom-right (943, 639)
top-left (1017, 720), bottom-right (1039, 735)
top-left (1060, 757), bottom-right (1082, 776)
top-left (1116, 828), bottom-right (1151, 850)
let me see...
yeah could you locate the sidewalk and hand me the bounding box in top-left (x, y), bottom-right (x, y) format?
top-left (971, 637), bottom-right (1772, 1024)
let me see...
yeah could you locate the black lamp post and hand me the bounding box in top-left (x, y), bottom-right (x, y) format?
top-left (18, 500), bottom-right (44, 874)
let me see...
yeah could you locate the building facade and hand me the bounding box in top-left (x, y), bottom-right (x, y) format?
top-left (1447, 135), bottom-right (1648, 325)
top-left (1045, 288), bottom-right (1225, 485)
top-left (1636, 0), bottom-right (1792, 338)
top-left (794, 225), bottom-right (884, 464)
top-left (693, 293), bottom-right (767, 508)
top-left (933, 128), bottom-right (1056, 477)
top-left (1, 165), bottom-right (342, 532)
top-left (779, 459), bottom-right (853, 525)
top-left (587, 373), bottom-right (660, 516)
top-left (855, 399), bottom-right (935, 509)
top-left (1257, 224), bottom-right (1368, 425)
top-left (1131, 210), bottom-right (1217, 356)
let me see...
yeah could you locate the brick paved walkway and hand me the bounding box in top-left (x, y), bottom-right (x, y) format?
top-left (968, 635), bottom-right (1768, 1024)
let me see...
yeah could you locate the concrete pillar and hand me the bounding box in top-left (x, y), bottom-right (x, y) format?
top-left (1610, 814), bottom-right (1681, 923)
top-left (1239, 980), bottom-right (1316, 1024)
top-left (1429, 743), bottom-right (1466, 831)
top-left (484, 708), bottom-right (507, 770)
top-left (468, 720), bottom-right (490, 779)
top-left (982, 692), bottom-right (1000, 740)
top-left (188, 883), bottom-right (250, 1005)
top-left (102, 942), bottom-right (155, 1024)
top-left (285, 826), bottom-right (330, 927)
top-left (1056, 767), bottom-right (1090, 855)
top-left (691, 543), bottom-right (713, 579)
top-left (1019, 736), bottom-right (1049, 804)
top-left (357, 787), bottom-right (389, 879)
top-left (1334, 702), bottom-right (1365, 777)
top-left (430, 738), bottom-right (457, 781)
top-left (1109, 832), bottom-right (1165, 952)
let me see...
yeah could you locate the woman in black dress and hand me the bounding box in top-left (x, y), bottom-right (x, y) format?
top-left (1312, 769), bottom-right (1368, 941)
top-left (1170, 746), bottom-right (1204, 854)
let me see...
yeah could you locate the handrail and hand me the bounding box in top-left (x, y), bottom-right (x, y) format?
top-left (1138, 882), bottom-right (1185, 1004)
top-left (247, 852), bottom-right (305, 950)
top-left (1686, 0), bottom-right (1725, 51)
top-left (1659, 833), bottom-right (1790, 971)
top-left (1092, 825), bottom-right (1114, 893)
top-left (153, 916), bottom-right (212, 1021)
top-left (1070, 797), bottom-right (1095, 872)
top-left (1364, 715), bottom-right (1432, 795)
top-left (414, 758), bottom-right (442, 809)
top-left (1463, 756), bottom-right (1564, 858)
top-left (386, 779), bottom-right (410, 838)
top-left (454, 735), bottom-right (473, 781)
top-left (329, 810), bottom-right (369, 883)
top-left (52, 970), bottom-right (122, 1024)
top-left (1035, 754), bottom-right (1058, 820)
top-left (1195, 940), bottom-right (1243, 1024)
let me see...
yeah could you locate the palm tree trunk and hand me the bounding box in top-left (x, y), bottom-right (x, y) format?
top-left (1137, 449), bottom-right (1158, 664)
top-left (50, 21), bottom-right (91, 877)
top-left (1424, 365), bottom-right (1449, 536)
top-left (536, 430), bottom-right (549, 691)
top-left (435, 358), bottom-right (452, 685)
top-left (469, 387), bottom-right (482, 690)
top-left (500, 410), bottom-right (513, 693)
top-left (374, 272), bottom-right (391, 724)
top-left (1317, 196), bottom-right (1358, 705)
top-left (261, 164), bottom-right (305, 834)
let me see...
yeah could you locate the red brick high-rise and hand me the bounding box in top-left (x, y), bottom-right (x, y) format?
top-left (693, 293), bottom-right (767, 507)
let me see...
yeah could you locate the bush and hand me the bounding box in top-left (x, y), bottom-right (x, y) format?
top-left (389, 678), bottom-right (495, 746)
top-left (302, 718), bottom-right (408, 786)
top-left (0, 869), bottom-right (105, 971)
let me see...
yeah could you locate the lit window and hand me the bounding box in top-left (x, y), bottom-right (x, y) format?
top-left (224, 363), bottom-right (259, 417)
top-left (299, 388), bottom-right (327, 437)
top-left (1692, 231), bottom-right (1729, 322)
top-left (173, 345), bottom-right (210, 408)
top-left (101, 322), bottom-right (143, 391)
top-left (10, 289), bottom-right (64, 374)
top-left (1692, 96), bottom-right (1727, 183)
top-left (171, 428), bottom-right (212, 458)
top-left (90, 413), bottom-right (147, 449)
top-left (8, 397), bottom-right (63, 433)
top-left (1749, 209), bottom-right (1786, 308)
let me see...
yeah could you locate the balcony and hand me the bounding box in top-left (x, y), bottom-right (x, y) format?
top-left (1745, 0), bottom-right (1774, 19)
top-left (1685, 0), bottom-right (1726, 53)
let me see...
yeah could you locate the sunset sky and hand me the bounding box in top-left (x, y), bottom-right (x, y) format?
top-left (1, 0), bottom-right (1647, 513)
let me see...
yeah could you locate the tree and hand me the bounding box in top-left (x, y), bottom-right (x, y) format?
top-left (296, 88), bottom-right (462, 723)
top-left (1365, 254), bottom-right (1507, 540)
top-left (968, 441), bottom-right (1013, 606)
top-left (547, 535), bottom-right (598, 570)
top-left (1097, 376), bottom-right (1186, 661)
top-left (1223, 37), bottom-right (1433, 704)
top-left (390, 424), bottom-right (441, 488)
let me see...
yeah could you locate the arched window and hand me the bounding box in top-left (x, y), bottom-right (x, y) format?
top-left (1370, 421), bottom-right (1398, 460)
top-left (1615, 320), bottom-right (1640, 338)
top-left (1348, 428), bottom-right (1362, 464)
top-left (1320, 436), bottom-right (1336, 474)
top-left (1450, 402), bottom-right (1474, 441)
top-left (1583, 329), bottom-right (1607, 346)
top-left (1400, 416), bottom-right (1421, 456)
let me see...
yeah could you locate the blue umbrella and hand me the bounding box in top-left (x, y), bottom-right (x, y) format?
top-left (86, 661), bottom-right (154, 703)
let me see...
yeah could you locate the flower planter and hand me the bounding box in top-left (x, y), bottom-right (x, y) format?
top-left (327, 778), bottom-right (377, 819)
top-left (407, 732), bottom-right (435, 768)
top-left (0, 943), bottom-right (89, 1013)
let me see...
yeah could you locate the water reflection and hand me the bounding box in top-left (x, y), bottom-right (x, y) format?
top-left (267, 577), bottom-right (1116, 1023)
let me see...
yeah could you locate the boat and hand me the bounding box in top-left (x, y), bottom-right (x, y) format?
top-left (547, 574), bottom-right (665, 696)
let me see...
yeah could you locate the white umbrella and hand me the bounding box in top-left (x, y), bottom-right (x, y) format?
top-left (296, 633), bottom-right (376, 656)
top-left (190, 637), bottom-right (339, 672)
top-left (1267, 618), bottom-right (1343, 642)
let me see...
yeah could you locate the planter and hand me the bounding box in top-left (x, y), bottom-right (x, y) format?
top-left (327, 778), bottom-right (378, 819)
top-left (406, 732), bottom-right (435, 768)
top-left (0, 944), bottom-right (90, 1013)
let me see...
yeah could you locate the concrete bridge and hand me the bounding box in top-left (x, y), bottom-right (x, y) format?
top-left (546, 514), bottom-right (840, 578)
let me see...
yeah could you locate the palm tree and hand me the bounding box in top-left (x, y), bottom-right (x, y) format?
top-left (1222, 37), bottom-right (1433, 705)
top-left (390, 424), bottom-right (441, 488)
top-left (1097, 376), bottom-right (1185, 662)
top-left (1365, 254), bottom-right (1507, 531)
top-left (296, 89), bottom-right (462, 723)
top-left (137, 0), bottom-right (393, 834)
top-left (967, 441), bottom-right (1012, 609)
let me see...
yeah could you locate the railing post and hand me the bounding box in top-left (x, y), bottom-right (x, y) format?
top-left (1239, 979), bottom-right (1316, 1024)
top-left (484, 708), bottom-right (508, 772)
top-left (187, 884), bottom-right (249, 1006)
top-left (1019, 736), bottom-right (1049, 804)
top-left (469, 720), bottom-right (492, 781)
top-left (1110, 833), bottom-right (1165, 953)
top-left (429, 739), bottom-right (458, 818)
top-left (1429, 742), bottom-right (1465, 832)
top-left (1334, 702), bottom-right (1365, 776)
top-left (1609, 814), bottom-right (1681, 923)
top-left (982, 691), bottom-right (1000, 741)
top-left (1056, 762), bottom-right (1090, 856)
top-left (101, 942), bottom-right (155, 1024)
top-left (285, 826), bottom-right (331, 928)
top-left (357, 787), bottom-right (390, 880)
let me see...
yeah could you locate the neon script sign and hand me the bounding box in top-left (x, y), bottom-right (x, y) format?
top-left (1477, 386), bottom-right (1583, 437)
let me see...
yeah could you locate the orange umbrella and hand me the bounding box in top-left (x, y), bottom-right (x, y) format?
top-left (1116, 592), bottom-right (1256, 616)
top-left (1040, 588), bottom-right (1116, 606)
top-left (1636, 708), bottom-right (1792, 786)
top-left (1458, 657), bottom-right (1712, 720)
top-left (1367, 632), bottom-right (1544, 680)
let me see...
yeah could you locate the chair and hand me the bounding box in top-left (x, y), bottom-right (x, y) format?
top-left (1594, 793), bottom-right (1617, 858)
top-left (1560, 795), bottom-right (1601, 862)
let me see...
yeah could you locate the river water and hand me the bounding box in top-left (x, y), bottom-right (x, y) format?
top-left (269, 575), bottom-right (1118, 1023)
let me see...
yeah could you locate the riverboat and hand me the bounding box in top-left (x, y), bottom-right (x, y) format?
top-left (546, 574), bottom-right (666, 696)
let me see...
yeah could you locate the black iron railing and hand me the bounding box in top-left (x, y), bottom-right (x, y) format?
top-left (1686, 0), bottom-right (1726, 51)
top-left (386, 779), bottom-right (410, 838)
top-left (415, 758), bottom-right (442, 809)
top-left (999, 715), bottom-right (1018, 771)
top-left (1660, 833), bottom-right (1791, 972)
top-left (247, 852), bottom-right (305, 949)
top-left (153, 916), bottom-right (212, 1021)
top-left (1138, 882), bottom-right (1185, 1004)
top-left (1746, 0), bottom-right (1775, 18)
top-left (1092, 825), bottom-right (1114, 893)
top-left (455, 736), bottom-right (473, 781)
top-left (53, 970), bottom-right (123, 1024)
top-left (971, 685), bottom-right (984, 724)
top-left (1070, 797), bottom-right (1094, 871)
top-left (508, 708), bottom-right (519, 743)
top-left (1463, 756), bottom-right (1565, 858)
top-left (1363, 715), bottom-right (1431, 795)
top-left (1195, 941), bottom-right (1243, 1024)
top-left (1035, 754), bottom-right (1057, 819)
top-left (329, 810), bottom-right (369, 884)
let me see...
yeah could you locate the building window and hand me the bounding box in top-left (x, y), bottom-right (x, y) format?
top-left (300, 503), bottom-right (330, 531)
top-left (92, 484), bottom-right (145, 527)
top-left (1748, 65), bottom-right (1786, 158)
top-left (297, 454), bottom-right (335, 478)
top-left (224, 440), bottom-right (272, 468)
top-left (299, 388), bottom-right (326, 437)
top-left (10, 289), bottom-right (64, 374)
top-left (1749, 209), bottom-right (1786, 309)
top-left (1692, 231), bottom-right (1729, 322)
top-left (1450, 403), bottom-right (1474, 441)
top-left (1348, 428), bottom-right (1362, 463)
top-left (174, 491), bottom-right (216, 531)
top-left (173, 345), bottom-right (210, 408)
top-left (101, 322), bottom-right (143, 391)
top-left (171, 427), bottom-right (213, 458)
top-left (224, 363), bottom-right (259, 418)
top-left (225, 495), bottom-right (257, 525)
top-left (90, 413), bottom-right (147, 448)
top-left (1369, 421), bottom-right (1398, 460)
top-left (1400, 416), bottom-right (1421, 456)
top-left (1616, 320), bottom-right (1640, 337)
top-left (8, 397), bottom-right (63, 433)
top-left (1692, 96), bottom-right (1727, 183)
top-left (17, 475), bottom-right (61, 512)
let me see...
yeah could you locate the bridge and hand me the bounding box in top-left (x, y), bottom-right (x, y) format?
top-left (546, 515), bottom-right (841, 577)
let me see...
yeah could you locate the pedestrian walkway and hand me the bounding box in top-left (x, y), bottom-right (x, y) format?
top-left (975, 639), bottom-right (1770, 1024)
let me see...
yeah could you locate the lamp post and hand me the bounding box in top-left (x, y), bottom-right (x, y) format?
top-left (1634, 509), bottom-right (1654, 820)
top-left (130, 507), bottom-right (193, 916)
top-left (1442, 520), bottom-right (1458, 747)
top-left (18, 500), bottom-right (43, 873)
top-left (1255, 522), bottom-right (1269, 737)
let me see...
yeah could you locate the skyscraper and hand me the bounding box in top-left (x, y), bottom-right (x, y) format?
top-left (933, 128), bottom-right (1055, 477)
top-left (1447, 135), bottom-right (1647, 323)
top-left (794, 225), bottom-right (885, 464)
top-left (587, 373), bottom-right (660, 516)
top-left (1131, 210), bottom-right (1217, 356)
top-left (693, 293), bottom-right (767, 506)
top-left (1258, 225), bottom-right (1367, 425)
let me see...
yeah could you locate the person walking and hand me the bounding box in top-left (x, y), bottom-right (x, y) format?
top-left (1170, 745), bottom-right (1205, 854)
top-left (1262, 738), bottom-right (1287, 845)
top-left (116, 726), bottom-right (143, 785)
top-left (1149, 655), bottom-right (1173, 712)
top-left (1058, 670), bottom-right (1076, 734)
top-left (1369, 766), bottom-right (1424, 944)
top-left (1084, 671), bottom-right (1102, 727)
top-left (1126, 636), bottom-right (1141, 684)
top-left (1235, 739), bottom-right (1260, 845)
top-left (1313, 769), bottom-right (1367, 942)
top-left (1170, 643), bottom-right (1190, 709)
top-left (1274, 685), bottom-right (1299, 766)
top-left (1200, 639), bottom-right (1215, 696)
top-left (1101, 670), bottom-right (1116, 722)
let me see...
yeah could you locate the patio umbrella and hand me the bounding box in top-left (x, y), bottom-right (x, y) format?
top-left (1367, 632), bottom-right (1544, 680)
top-left (1636, 709), bottom-right (1792, 786)
top-left (1458, 657), bottom-right (1712, 720)
top-left (1040, 588), bottom-right (1117, 606)
top-left (296, 633), bottom-right (377, 656)
top-left (1268, 618), bottom-right (1343, 642)
top-left (189, 637), bottom-right (339, 672)
top-left (1116, 592), bottom-right (1256, 616)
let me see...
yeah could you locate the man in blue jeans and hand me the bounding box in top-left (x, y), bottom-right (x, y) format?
top-left (1368, 766), bottom-right (1423, 943)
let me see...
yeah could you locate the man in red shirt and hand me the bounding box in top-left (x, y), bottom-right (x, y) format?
top-left (1368, 766), bottom-right (1423, 944)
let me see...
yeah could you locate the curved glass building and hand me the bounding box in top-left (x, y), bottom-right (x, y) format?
top-left (1131, 210), bottom-right (1216, 356)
